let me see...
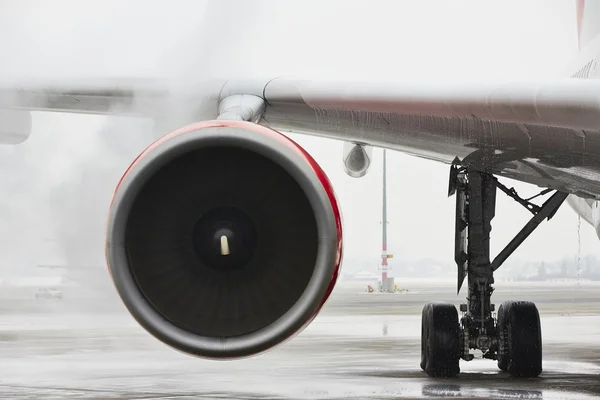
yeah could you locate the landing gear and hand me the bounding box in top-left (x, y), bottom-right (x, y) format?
top-left (421, 162), bottom-right (567, 378)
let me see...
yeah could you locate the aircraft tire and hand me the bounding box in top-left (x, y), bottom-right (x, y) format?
top-left (501, 301), bottom-right (543, 377)
top-left (496, 301), bottom-right (514, 372)
top-left (422, 302), bottom-right (460, 377)
top-left (420, 305), bottom-right (428, 371)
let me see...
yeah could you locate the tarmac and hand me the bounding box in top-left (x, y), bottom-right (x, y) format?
top-left (1, 279), bottom-right (599, 399)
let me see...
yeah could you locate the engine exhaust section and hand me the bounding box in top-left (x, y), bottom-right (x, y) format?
top-left (105, 120), bottom-right (342, 359)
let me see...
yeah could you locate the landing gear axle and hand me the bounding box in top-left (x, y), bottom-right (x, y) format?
top-left (421, 163), bottom-right (567, 378)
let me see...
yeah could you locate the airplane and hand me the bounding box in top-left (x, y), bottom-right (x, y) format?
top-left (0, 1), bottom-right (599, 380)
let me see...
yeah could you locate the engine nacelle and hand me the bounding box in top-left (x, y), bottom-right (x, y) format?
top-left (342, 142), bottom-right (373, 178)
top-left (0, 109), bottom-right (31, 144)
top-left (106, 120), bottom-right (342, 359)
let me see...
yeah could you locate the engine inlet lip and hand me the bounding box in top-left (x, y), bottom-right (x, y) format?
top-left (105, 122), bottom-right (339, 359)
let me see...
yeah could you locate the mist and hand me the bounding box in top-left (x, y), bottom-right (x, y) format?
top-left (0, 0), bottom-right (596, 281)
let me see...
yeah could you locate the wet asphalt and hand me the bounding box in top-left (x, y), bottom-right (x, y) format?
top-left (0, 279), bottom-right (599, 399)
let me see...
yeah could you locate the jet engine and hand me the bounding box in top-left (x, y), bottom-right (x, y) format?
top-left (0, 109), bottom-right (31, 144)
top-left (105, 120), bottom-right (342, 359)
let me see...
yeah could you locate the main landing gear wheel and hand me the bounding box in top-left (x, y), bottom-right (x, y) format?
top-left (497, 301), bottom-right (542, 377)
top-left (421, 302), bottom-right (460, 377)
top-left (496, 301), bottom-right (512, 372)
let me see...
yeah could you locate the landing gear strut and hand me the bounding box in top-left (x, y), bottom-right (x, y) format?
top-left (420, 162), bottom-right (568, 378)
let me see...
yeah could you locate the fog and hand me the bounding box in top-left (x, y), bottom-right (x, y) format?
top-left (0, 0), bottom-right (596, 281)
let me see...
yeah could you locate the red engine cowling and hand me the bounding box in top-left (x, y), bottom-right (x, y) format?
top-left (105, 120), bottom-right (342, 359)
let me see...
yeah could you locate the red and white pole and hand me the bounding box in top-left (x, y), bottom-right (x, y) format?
top-left (381, 149), bottom-right (388, 282)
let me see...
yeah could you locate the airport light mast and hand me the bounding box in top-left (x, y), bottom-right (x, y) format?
top-left (381, 149), bottom-right (391, 284)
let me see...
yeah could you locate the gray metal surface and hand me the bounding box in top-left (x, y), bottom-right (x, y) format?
top-left (225, 78), bottom-right (600, 199)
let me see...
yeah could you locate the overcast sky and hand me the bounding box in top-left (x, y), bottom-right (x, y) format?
top-left (0, 0), bottom-right (597, 277)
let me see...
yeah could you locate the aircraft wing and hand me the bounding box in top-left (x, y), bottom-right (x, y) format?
top-left (3, 77), bottom-right (600, 197)
top-left (235, 78), bottom-right (600, 198)
top-left (0, 78), bottom-right (172, 116)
